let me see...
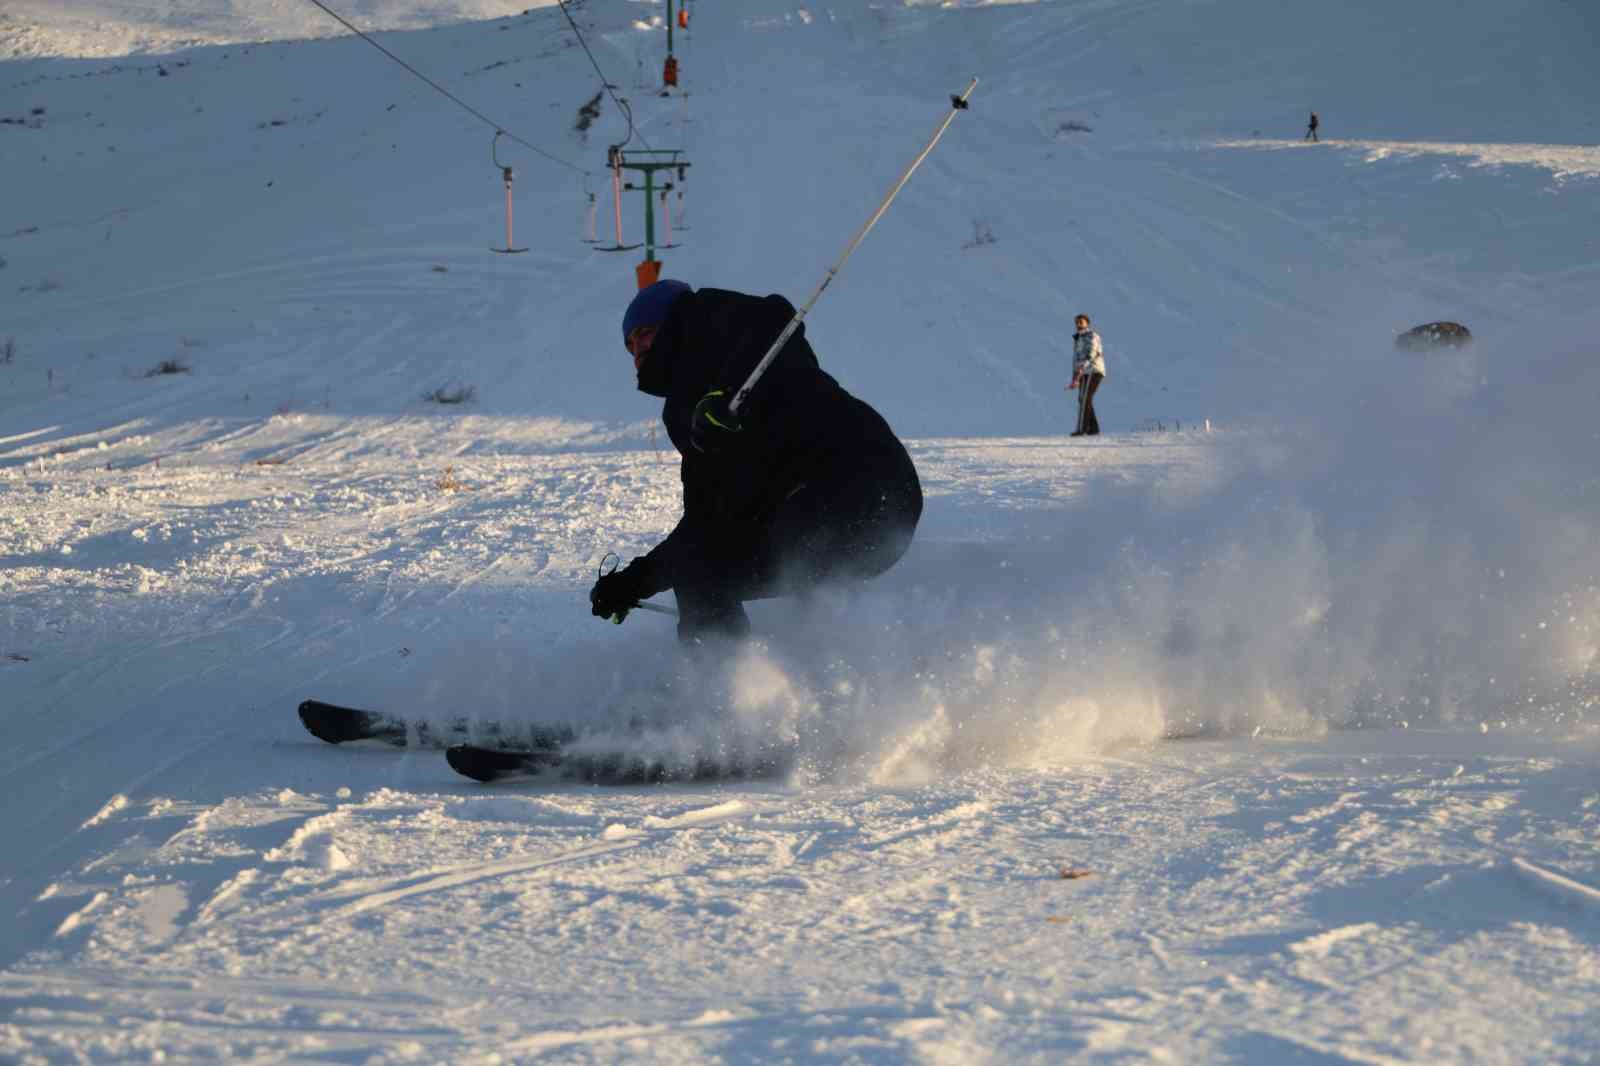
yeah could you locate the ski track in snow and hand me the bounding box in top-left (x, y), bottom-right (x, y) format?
top-left (3, 742), bottom-right (1598, 1062)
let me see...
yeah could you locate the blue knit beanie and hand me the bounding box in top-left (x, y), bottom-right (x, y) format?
top-left (622, 279), bottom-right (692, 341)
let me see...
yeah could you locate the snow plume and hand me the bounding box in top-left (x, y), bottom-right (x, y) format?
top-left (622, 602), bottom-right (1175, 787)
top-left (398, 584), bottom-right (1176, 785)
top-left (1075, 321), bottom-right (1600, 739)
top-left (399, 326), bottom-right (1595, 782)
top-left (713, 325), bottom-right (1595, 778)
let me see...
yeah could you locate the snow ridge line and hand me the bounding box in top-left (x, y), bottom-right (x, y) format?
top-left (80, 794), bottom-right (129, 829)
top-left (324, 837), bottom-right (645, 916)
top-left (477, 1010), bottom-right (741, 1061)
top-left (1210, 138), bottom-right (1600, 179)
top-left (319, 800), bottom-right (777, 916)
top-left (53, 891), bottom-right (110, 937)
top-left (1510, 857), bottom-right (1600, 908)
top-left (194, 869), bottom-right (261, 926)
top-left (1286, 922), bottom-right (1380, 958)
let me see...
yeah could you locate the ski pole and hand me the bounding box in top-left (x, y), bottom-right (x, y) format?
top-left (727, 77), bottom-right (978, 416)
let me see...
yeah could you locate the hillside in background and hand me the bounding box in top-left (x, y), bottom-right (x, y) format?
top-left (5, 0), bottom-right (1598, 442)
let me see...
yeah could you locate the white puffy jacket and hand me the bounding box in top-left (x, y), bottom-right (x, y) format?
top-left (1072, 328), bottom-right (1105, 378)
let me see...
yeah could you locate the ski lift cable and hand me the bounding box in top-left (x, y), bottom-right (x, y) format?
top-left (302, 0), bottom-right (588, 174)
top-left (554, 0), bottom-right (651, 152)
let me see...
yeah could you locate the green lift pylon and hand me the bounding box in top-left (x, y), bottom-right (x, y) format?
top-left (600, 146), bottom-right (690, 288)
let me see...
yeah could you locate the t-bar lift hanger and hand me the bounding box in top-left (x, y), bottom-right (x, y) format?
top-left (490, 132), bottom-right (528, 254)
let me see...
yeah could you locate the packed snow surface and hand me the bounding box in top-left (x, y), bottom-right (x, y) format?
top-left (2, 0), bottom-right (1598, 1061)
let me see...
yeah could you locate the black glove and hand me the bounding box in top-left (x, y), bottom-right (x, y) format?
top-left (690, 389), bottom-right (746, 454)
top-left (590, 560), bottom-right (652, 624)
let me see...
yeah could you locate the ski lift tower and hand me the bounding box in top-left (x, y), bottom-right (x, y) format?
top-left (612, 146), bottom-right (690, 288)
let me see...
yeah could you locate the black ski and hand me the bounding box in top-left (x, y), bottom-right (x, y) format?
top-left (444, 742), bottom-right (788, 786)
top-left (299, 700), bottom-right (418, 746)
top-left (445, 744), bottom-right (566, 782)
top-left (297, 700), bottom-right (563, 751)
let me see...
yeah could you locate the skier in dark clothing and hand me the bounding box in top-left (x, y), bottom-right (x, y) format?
top-left (589, 280), bottom-right (923, 646)
top-left (1305, 111), bottom-right (1320, 142)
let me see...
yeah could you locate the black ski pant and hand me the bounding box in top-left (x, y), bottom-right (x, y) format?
top-left (1075, 372), bottom-right (1104, 435)
top-left (670, 450), bottom-right (922, 643)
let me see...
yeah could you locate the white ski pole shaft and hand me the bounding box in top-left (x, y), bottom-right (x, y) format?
top-left (728, 77), bottom-right (978, 416)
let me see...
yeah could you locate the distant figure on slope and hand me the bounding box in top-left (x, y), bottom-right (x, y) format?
top-left (1305, 111), bottom-right (1320, 142)
top-left (589, 280), bottom-right (923, 648)
top-left (1068, 313), bottom-right (1106, 437)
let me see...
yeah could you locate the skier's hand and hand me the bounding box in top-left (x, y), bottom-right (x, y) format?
top-left (590, 562), bottom-right (649, 624)
top-left (690, 389), bottom-right (745, 454)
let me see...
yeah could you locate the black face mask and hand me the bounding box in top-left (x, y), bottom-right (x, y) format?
top-left (635, 357), bottom-right (669, 397)
top-left (633, 313), bottom-right (681, 397)
top-left (635, 337), bottom-right (673, 397)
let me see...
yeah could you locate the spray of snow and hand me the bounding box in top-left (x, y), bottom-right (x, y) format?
top-left (404, 325), bottom-right (1599, 782)
top-left (1034, 320), bottom-right (1600, 741)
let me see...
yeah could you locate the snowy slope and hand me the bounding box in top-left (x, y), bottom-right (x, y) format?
top-left (0, 0), bottom-right (548, 60)
top-left (2, 0), bottom-right (1598, 1061)
top-left (5, 0), bottom-right (1599, 437)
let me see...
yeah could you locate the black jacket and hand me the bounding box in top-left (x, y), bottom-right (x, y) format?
top-left (632, 288), bottom-right (913, 594)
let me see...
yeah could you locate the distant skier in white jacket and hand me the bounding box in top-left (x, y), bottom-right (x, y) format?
top-left (1068, 314), bottom-right (1105, 436)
